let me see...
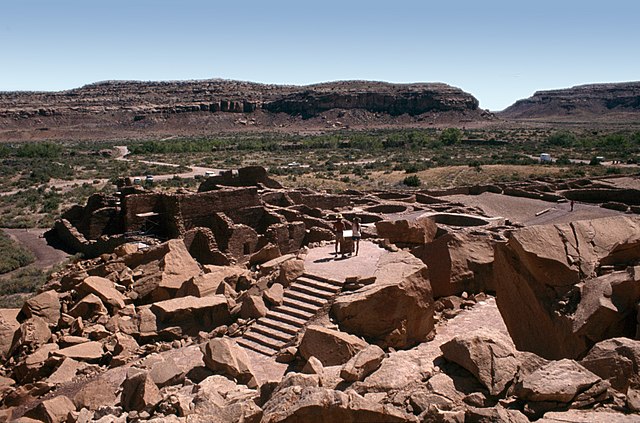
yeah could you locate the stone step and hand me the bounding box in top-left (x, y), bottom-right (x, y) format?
top-left (237, 338), bottom-right (278, 356)
top-left (301, 273), bottom-right (343, 287)
top-left (273, 305), bottom-right (315, 321)
top-left (266, 310), bottom-right (308, 327)
top-left (242, 330), bottom-right (286, 350)
top-left (250, 324), bottom-right (292, 342)
top-left (295, 277), bottom-right (342, 293)
top-left (288, 283), bottom-right (336, 299)
top-left (284, 290), bottom-right (326, 307)
top-left (258, 316), bottom-right (301, 335)
top-left (282, 297), bottom-right (321, 314)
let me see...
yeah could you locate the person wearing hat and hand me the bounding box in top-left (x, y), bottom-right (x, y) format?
top-left (351, 216), bottom-right (361, 256)
top-left (332, 214), bottom-right (346, 255)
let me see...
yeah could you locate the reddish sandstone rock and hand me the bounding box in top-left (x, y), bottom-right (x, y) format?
top-left (494, 216), bottom-right (640, 359)
top-left (126, 239), bottom-right (202, 301)
top-left (263, 283), bottom-right (284, 306)
top-left (580, 337), bottom-right (640, 392)
top-left (440, 329), bottom-right (519, 396)
top-left (78, 276), bottom-right (126, 312)
top-left (68, 293), bottom-right (108, 320)
top-left (150, 295), bottom-right (230, 334)
top-left (249, 243), bottom-right (281, 266)
top-left (375, 214), bottom-right (437, 245)
top-left (0, 309), bottom-right (20, 360)
top-left (277, 258), bottom-right (305, 287)
top-left (18, 291), bottom-right (61, 326)
top-left (9, 316), bottom-right (52, 357)
top-left (299, 325), bottom-right (368, 366)
top-left (178, 268), bottom-right (244, 298)
top-left (52, 341), bottom-right (104, 363)
top-left (513, 359), bottom-right (609, 405)
top-left (340, 345), bottom-right (386, 382)
top-left (240, 295), bottom-right (268, 319)
top-left (121, 370), bottom-right (162, 412)
top-left (413, 231), bottom-right (495, 297)
top-left (201, 338), bottom-right (257, 387)
top-left (31, 395), bottom-right (76, 423)
top-left (332, 251), bottom-right (434, 349)
top-left (262, 386), bottom-right (415, 423)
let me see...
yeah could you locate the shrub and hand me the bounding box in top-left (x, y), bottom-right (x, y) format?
top-left (439, 128), bottom-right (463, 145)
top-left (0, 231), bottom-right (35, 274)
top-left (403, 175), bottom-right (422, 187)
top-left (546, 131), bottom-right (576, 147)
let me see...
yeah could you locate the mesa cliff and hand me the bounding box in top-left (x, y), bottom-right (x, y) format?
top-left (0, 80), bottom-right (491, 141)
top-left (500, 81), bottom-right (640, 120)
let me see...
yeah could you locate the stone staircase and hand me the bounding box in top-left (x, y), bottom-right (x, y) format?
top-left (237, 273), bottom-right (343, 356)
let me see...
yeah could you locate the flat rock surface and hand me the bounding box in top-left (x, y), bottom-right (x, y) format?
top-left (443, 192), bottom-right (621, 226)
top-left (304, 241), bottom-right (388, 281)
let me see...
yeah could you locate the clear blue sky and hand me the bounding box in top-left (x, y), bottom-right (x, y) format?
top-left (1, 0), bottom-right (638, 111)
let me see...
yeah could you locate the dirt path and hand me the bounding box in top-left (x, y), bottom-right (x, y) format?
top-left (115, 145), bottom-right (225, 181)
top-left (1, 228), bottom-right (69, 272)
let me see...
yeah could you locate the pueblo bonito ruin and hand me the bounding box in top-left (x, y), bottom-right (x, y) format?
top-left (1, 79), bottom-right (640, 422)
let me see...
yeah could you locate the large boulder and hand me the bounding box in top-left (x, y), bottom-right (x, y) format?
top-left (440, 329), bottom-right (519, 396)
top-left (126, 239), bottom-right (202, 301)
top-left (580, 337), bottom-right (640, 392)
top-left (31, 395), bottom-right (76, 423)
top-left (340, 344), bottom-right (386, 382)
top-left (78, 276), bottom-right (126, 313)
top-left (178, 266), bottom-right (250, 297)
top-left (150, 295), bottom-right (230, 335)
top-left (18, 291), bottom-right (61, 325)
top-left (513, 359), bottom-right (609, 410)
top-left (494, 216), bottom-right (640, 359)
top-left (201, 338), bottom-right (257, 387)
top-left (0, 309), bottom-right (20, 360)
top-left (51, 341), bottom-right (104, 363)
top-left (331, 250), bottom-right (434, 349)
top-left (262, 386), bottom-right (416, 423)
top-left (9, 316), bottom-right (51, 357)
top-left (299, 325), bottom-right (368, 366)
top-left (413, 231), bottom-right (495, 297)
top-left (375, 214), bottom-right (437, 245)
top-left (121, 370), bottom-right (162, 412)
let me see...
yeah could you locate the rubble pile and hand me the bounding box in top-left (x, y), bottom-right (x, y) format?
top-left (1, 167), bottom-right (640, 421)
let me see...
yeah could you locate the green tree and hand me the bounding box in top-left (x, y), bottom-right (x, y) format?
top-left (439, 128), bottom-right (463, 145)
top-left (403, 175), bottom-right (422, 187)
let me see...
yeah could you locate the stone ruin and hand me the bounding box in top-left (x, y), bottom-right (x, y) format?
top-left (2, 166), bottom-right (640, 422)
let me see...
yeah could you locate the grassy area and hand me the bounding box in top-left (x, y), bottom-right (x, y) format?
top-left (0, 231), bottom-right (35, 274)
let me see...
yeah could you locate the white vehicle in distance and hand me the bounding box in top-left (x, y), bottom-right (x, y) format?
top-left (539, 153), bottom-right (552, 163)
top-left (133, 177), bottom-right (142, 185)
top-left (145, 175), bottom-right (154, 184)
top-left (204, 171), bottom-right (216, 178)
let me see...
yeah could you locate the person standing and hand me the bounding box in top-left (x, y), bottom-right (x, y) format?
top-left (351, 216), bottom-right (361, 256)
top-left (332, 214), bottom-right (346, 255)
top-left (570, 200), bottom-right (575, 212)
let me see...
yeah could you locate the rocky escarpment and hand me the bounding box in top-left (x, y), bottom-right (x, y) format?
top-left (500, 82), bottom-right (640, 119)
top-left (263, 81), bottom-right (479, 118)
top-left (0, 79), bottom-right (480, 119)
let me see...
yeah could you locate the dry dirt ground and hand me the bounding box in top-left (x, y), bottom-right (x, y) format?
top-left (0, 228), bottom-right (69, 273)
top-left (443, 192), bottom-right (623, 226)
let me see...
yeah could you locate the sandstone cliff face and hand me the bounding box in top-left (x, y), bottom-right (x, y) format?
top-left (263, 81), bottom-right (479, 118)
top-left (500, 82), bottom-right (640, 119)
top-left (0, 79), bottom-right (479, 119)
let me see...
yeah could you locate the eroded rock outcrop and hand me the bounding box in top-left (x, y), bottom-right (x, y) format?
top-left (332, 250), bottom-right (434, 349)
top-left (494, 216), bottom-right (640, 359)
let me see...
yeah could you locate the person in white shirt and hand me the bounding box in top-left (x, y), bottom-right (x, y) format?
top-left (351, 216), bottom-right (361, 256)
